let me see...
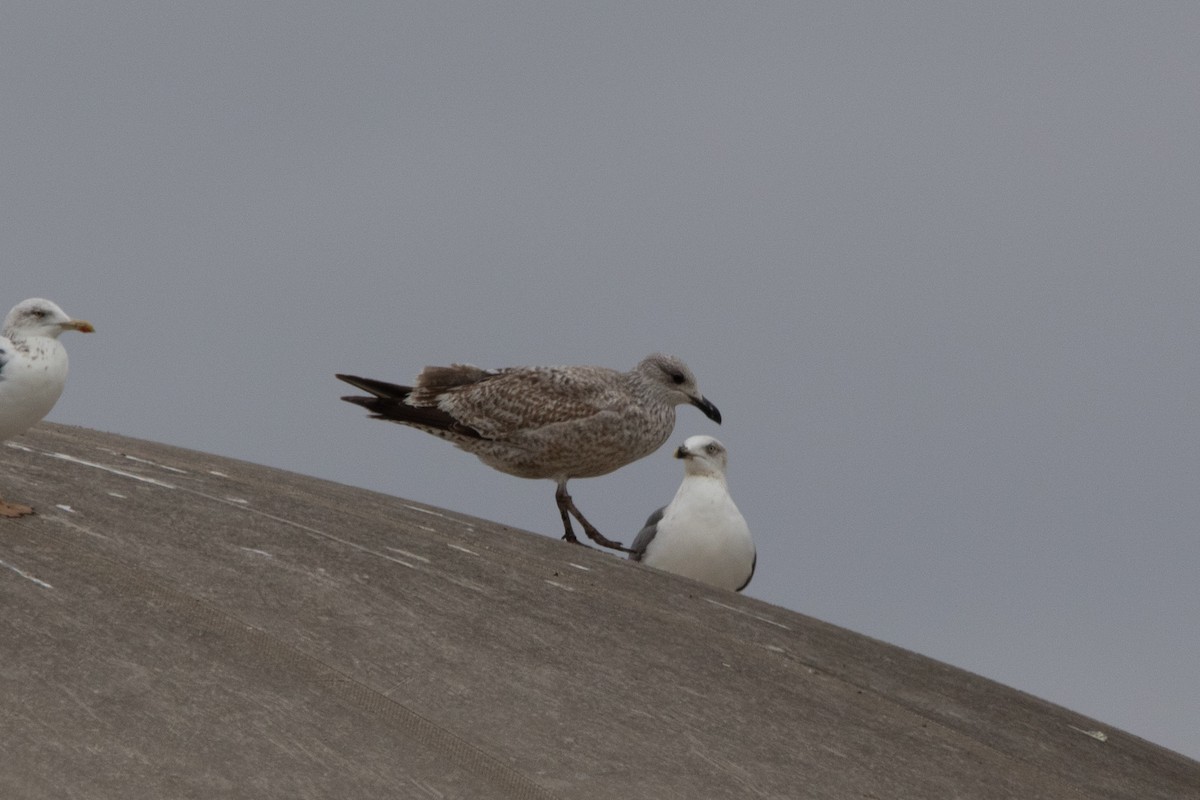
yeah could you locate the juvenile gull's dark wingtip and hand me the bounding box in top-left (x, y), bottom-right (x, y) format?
top-left (335, 373), bottom-right (414, 400)
top-left (335, 373), bottom-right (369, 392)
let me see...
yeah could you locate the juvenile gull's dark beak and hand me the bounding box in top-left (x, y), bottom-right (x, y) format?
top-left (674, 444), bottom-right (692, 459)
top-left (690, 395), bottom-right (721, 424)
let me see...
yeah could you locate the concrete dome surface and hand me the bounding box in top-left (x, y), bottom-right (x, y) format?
top-left (2, 424), bottom-right (1196, 799)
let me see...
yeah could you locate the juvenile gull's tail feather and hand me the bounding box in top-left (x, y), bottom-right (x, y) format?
top-left (336, 374), bottom-right (484, 439)
top-left (409, 364), bottom-right (493, 405)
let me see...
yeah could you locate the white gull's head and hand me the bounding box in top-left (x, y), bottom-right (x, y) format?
top-left (3, 298), bottom-right (95, 340)
top-left (674, 434), bottom-right (729, 478)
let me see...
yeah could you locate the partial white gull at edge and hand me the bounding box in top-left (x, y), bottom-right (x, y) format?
top-left (0, 298), bottom-right (94, 518)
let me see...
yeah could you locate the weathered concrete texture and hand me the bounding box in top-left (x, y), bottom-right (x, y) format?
top-left (1, 423), bottom-right (1196, 799)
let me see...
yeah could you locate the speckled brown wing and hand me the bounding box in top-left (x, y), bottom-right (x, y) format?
top-left (432, 365), bottom-right (630, 440)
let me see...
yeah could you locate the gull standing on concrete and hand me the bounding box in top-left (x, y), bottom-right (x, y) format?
top-left (337, 353), bottom-right (720, 550)
top-left (630, 435), bottom-right (755, 591)
top-left (0, 298), bottom-right (95, 517)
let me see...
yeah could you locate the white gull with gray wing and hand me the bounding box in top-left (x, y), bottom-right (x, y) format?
top-left (631, 435), bottom-right (755, 591)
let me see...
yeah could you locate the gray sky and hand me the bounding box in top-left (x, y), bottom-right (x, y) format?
top-left (4, 3), bottom-right (1198, 761)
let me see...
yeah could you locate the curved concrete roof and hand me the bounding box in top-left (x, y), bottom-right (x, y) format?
top-left (2, 423), bottom-right (1196, 799)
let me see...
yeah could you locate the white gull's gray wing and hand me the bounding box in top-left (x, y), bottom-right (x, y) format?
top-left (629, 505), bottom-right (667, 562)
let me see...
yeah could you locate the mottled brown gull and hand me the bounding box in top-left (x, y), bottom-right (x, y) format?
top-left (336, 353), bottom-right (720, 550)
top-left (1, 298), bottom-right (95, 517)
top-left (630, 435), bottom-right (756, 591)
